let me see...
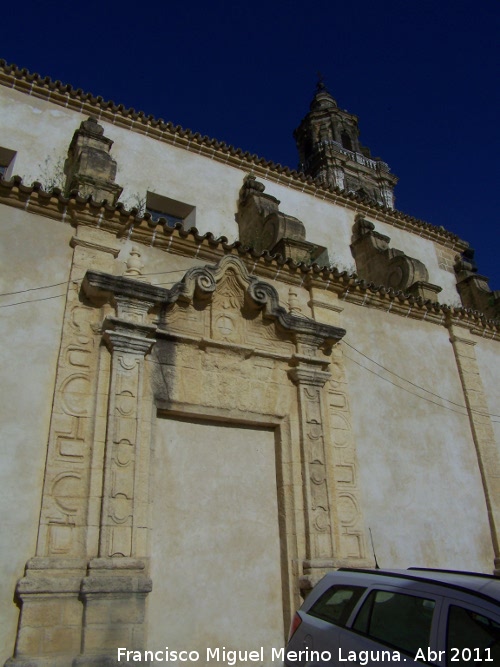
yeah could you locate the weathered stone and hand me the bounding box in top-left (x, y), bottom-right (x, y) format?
top-left (0, 63), bottom-right (499, 667)
top-left (294, 82), bottom-right (398, 208)
top-left (455, 249), bottom-right (500, 318)
top-left (351, 215), bottom-right (442, 299)
top-left (65, 117), bottom-right (122, 204)
top-left (237, 175), bottom-right (329, 265)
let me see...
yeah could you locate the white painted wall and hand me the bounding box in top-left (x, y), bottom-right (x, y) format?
top-left (341, 302), bottom-right (495, 572)
top-left (0, 205), bottom-right (73, 663)
top-left (0, 87), bottom-right (84, 187)
top-left (475, 336), bottom-right (500, 449)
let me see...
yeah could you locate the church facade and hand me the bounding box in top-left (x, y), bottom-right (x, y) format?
top-left (0, 61), bottom-right (499, 666)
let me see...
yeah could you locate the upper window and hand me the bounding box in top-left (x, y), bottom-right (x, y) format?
top-left (309, 585), bottom-right (366, 627)
top-left (446, 604), bottom-right (500, 666)
top-left (0, 147), bottom-right (17, 179)
top-left (352, 589), bottom-right (436, 656)
top-left (341, 131), bottom-right (353, 152)
top-left (145, 191), bottom-right (195, 229)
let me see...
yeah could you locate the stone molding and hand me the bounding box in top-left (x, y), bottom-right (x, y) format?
top-left (84, 255), bottom-right (346, 350)
top-left (79, 559), bottom-right (152, 662)
top-left (449, 324), bottom-right (500, 575)
top-left (70, 237), bottom-right (121, 257)
top-left (2, 179), bottom-right (498, 332)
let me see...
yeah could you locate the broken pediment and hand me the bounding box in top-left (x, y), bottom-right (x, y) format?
top-left (350, 216), bottom-right (442, 301)
top-left (166, 255), bottom-right (344, 351)
top-left (83, 255), bottom-right (345, 355)
top-left (237, 175), bottom-right (329, 266)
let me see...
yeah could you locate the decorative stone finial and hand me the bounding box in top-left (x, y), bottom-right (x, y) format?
top-left (124, 246), bottom-right (146, 280)
top-left (80, 116), bottom-right (104, 136)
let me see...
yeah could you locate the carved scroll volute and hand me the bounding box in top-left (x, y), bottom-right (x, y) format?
top-left (288, 365), bottom-right (335, 561)
top-left (99, 299), bottom-right (156, 559)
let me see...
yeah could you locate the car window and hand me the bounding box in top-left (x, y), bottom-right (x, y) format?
top-left (352, 589), bottom-right (436, 656)
top-left (308, 585), bottom-right (366, 627)
top-left (446, 604), bottom-right (500, 666)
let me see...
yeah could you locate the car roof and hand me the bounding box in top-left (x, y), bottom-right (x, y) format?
top-left (331, 567), bottom-right (500, 603)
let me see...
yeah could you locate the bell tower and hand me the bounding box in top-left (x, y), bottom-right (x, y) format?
top-left (294, 82), bottom-right (398, 208)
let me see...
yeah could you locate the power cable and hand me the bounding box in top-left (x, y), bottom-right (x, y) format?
top-left (343, 353), bottom-right (500, 423)
top-left (343, 339), bottom-right (500, 419)
top-left (0, 293), bottom-right (67, 309)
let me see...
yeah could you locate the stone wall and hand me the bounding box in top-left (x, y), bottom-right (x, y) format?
top-left (0, 71), bottom-right (499, 666)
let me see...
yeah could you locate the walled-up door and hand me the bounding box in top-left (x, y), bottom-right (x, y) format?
top-left (147, 417), bottom-right (285, 661)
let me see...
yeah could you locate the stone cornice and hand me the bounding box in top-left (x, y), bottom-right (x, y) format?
top-left (0, 60), bottom-right (468, 249)
top-left (288, 366), bottom-right (332, 387)
top-left (1, 180), bottom-right (498, 335)
top-left (70, 235), bottom-right (121, 256)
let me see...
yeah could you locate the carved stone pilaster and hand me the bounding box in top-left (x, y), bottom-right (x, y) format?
top-left (72, 293), bottom-right (156, 665)
top-left (99, 318), bottom-right (156, 559)
top-left (326, 343), bottom-right (371, 567)
top-left (4, 229), bottom-right (122, 667)
top-left (449, 326), bottom-right (500, 574)
top-left (288, 365), bottom-right (336, 573)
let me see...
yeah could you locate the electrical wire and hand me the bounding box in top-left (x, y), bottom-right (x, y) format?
top-left (1, 274), bottom-right (498, 423)
top-left (0, 268), bottom-right (189, 300)
top-left (343, 338), bottom-right (500, 419)
top-left (0, 293), bottom-right (67, 308)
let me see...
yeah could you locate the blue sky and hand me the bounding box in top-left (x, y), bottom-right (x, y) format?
top-left (2, 0), bottom-right (499, 287)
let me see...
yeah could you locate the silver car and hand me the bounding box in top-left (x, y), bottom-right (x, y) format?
top-left (285, 568), bottom-right (500, 666)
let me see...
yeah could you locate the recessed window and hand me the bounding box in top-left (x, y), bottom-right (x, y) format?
top-left (146, 192), bottom-right (195, 228)
top-left (0, 147), bottom-right (17, 179)
top-left (341, 131), bottom-right (353, 151)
